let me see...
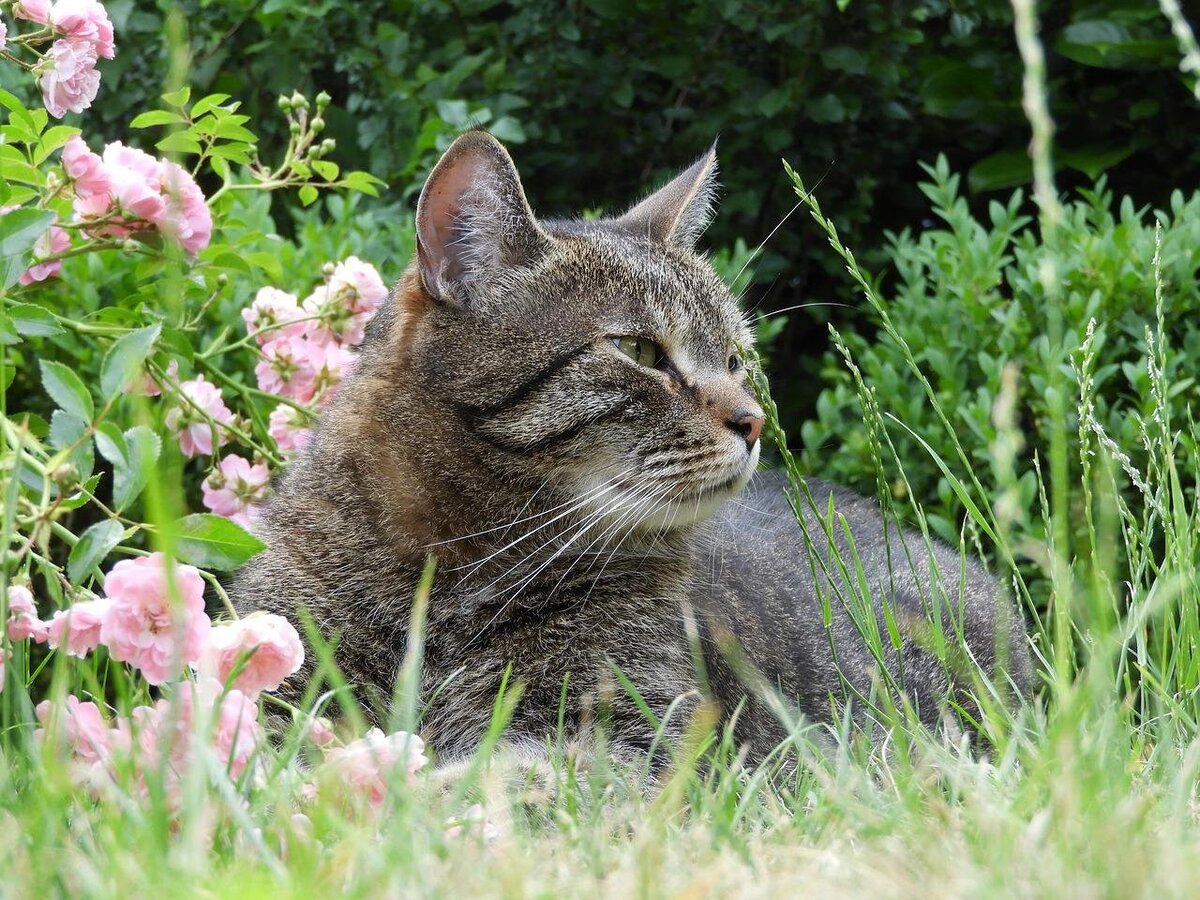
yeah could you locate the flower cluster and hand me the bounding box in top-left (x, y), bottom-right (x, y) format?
top-left (7, 559), bottom-right (293, 789)
top-left (245, 257), bottom-right (385, 403)
top-left (13, 0), bottom-right (116, 118)
top-left (149, 258), bottom-right (386, 529)
top-left (10, 571), bottom-right (428, 813)
top-left (64, 137), bottom-right (213, 254)
top-left (2, 1), bottom-right (211, 287)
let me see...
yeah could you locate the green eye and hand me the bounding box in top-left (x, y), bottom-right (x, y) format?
top-left (610, 336), bottom-right (663, 368)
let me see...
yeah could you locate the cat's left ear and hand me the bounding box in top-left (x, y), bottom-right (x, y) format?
top-left (615, 144), bottom-right (718, 249)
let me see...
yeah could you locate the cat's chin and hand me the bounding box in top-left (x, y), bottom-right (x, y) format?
top-left (633, 443), bottom-right (761, 533)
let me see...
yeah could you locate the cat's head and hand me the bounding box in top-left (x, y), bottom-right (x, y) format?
top-left (374, 130), bottom-right (762, 535)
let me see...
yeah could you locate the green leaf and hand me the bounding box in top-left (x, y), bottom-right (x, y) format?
top-left (1060, 142), bottom-right (1136, 180)
top-left (174, 514), bottom-right (267, 571)
top-left (0, 208), bottom-right (55, 289)
top-left (115, 426), bottom-right (160, 511)
top-left (190, 93), bottom-right (232, 118)
top-left (162, 87), bottom-right (191, 108)
top-left (49, 410), bottom-right (94, 480)
top-left (0, 314), bottom-right (17, 349)
top-left (1055, 20), bottom-right (1177, 70)
top-left (130, 109), bottom-right (188, 128)
top-left (40, 359), bottom-right (94, 422)
top-left (0, 90), bottom-right (38, 133)
top-left (95, 423), bottom-right (160, 511)
top-left (155, 132), bottom-right (203, 156)
top-left (99, 323), bottom-right (161, 400)
top-left (211, 119), bottom-right (257, 143)
top-left (34, 125), bottom-right (79, 164)
top-left (7, 303), bottom-right (62, 337)
top-left (342, 170), bottom-right (385, 196)
top-left (311, 160), bottom-right (339, 181)
top-left (968, 149), bottom-right (1033, 193)
top-left (207, 144), bottom-right (253, 165)
top-left (94, 421), bottom-right (128, 467)
top-left (298, 184), bottom-right (319, 207)
top-left (67, 519), bottom-right (125, 585)
top-left (59, 473), bottom-right (103, 511)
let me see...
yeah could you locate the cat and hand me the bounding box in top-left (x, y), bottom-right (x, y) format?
top-left (232, 130), bottom-right (1033, 766)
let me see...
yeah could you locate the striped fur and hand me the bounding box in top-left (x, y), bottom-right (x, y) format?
top-left (232, 132), bottom-right (1032, 766)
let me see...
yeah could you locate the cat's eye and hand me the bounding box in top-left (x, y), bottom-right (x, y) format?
top-left (610, 336), bottom-right (664, 369)
top-left (727, 352), bottom-right (742, 373)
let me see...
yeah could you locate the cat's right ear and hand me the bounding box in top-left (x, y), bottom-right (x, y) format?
top-left (414, 131), bottom-right (549, 306)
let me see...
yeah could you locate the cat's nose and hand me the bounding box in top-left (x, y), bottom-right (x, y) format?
top-left (727, 409), bottom-right (765, 450)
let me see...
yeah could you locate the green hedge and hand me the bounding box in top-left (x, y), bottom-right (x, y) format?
top-left (90, 2), bottom-right (1200, 323)
top-left (800, 156), bottom-right (1200, 588)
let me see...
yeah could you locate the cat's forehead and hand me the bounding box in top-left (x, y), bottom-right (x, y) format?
top-left (538, 222), bottom-right (748, 350)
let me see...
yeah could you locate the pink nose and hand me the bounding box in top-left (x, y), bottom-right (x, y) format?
top-left (727, 409), bottom-right (764, 450)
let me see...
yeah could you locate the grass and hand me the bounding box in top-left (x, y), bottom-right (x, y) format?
top-left (6, 4), bottom-right (1200, 898)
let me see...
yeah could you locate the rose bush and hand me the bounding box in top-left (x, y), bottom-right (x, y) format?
top-left (0, 1), bottom-right (466, 832)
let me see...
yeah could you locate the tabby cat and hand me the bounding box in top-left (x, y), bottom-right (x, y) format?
top-left (232, 131), bottom-right (1032, 765)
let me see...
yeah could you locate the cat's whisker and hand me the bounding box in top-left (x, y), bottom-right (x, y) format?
top-left (728, 198), bottom-right (804, 298)
top-left (576, 482), bottom-right (687, 613)
top-left (545, 479), bottom-right (679, 601)
top-left (446, 466), bottom-right (636, 577)
top-left (427, 474), bottom-right (553, 547)
top-left (463, 477), bottom-right (641, 609)
top-left (431, 459), bottom-right (631, 549)
top-left (505, 478), bottom-right (671, 598)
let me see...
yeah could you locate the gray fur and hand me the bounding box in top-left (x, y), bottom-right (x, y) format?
top-left (232, 132), bottom-right (1033, 765)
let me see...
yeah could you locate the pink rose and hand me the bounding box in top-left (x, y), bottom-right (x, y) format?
top-left (297, 287), bottom-right (341, 346)
top-left (34, 695), bottom-right (114, 766)
top-left (310, 340), bottom-right (357, 405)
top-left (99, 553), bottom-right (211, 685)
top-left (62, 135), bottom-right (111, 198)
top-left (49, 0), bottom-right (115, 59)
top-left (256, 335), bottom-right (317, 402)
top-left (18, 220), bottom-right (70, 285)
top-left (38, 39), bottom-right (101, 119)
top-left (300, 259), bottom-right (386, 346)
top-left (203, 614), bottom-right (304, 697)
top-left (242, 287), bottom-right (304, 344)
top-left (14, 0), bottom-right (51, 23)
top-left (155, 161), bottom-right (212, 254)
top-left (201, 454), bottom-right (270, 528)
top-left (329, 257), bottom-right (388, 313)
top-left (134, 677), bottom-right (263, 790)
top-left (7, 585), bottom-right (49, 643)
top-left (445, 804), bottom-right (499, 842)
top-left (307, 717), bottom-right (335, 746)
top-left (102, 141), bottom-right (166, 222)
top-left (140, 359), bottom-right (178, 398)
top-left (163, 375), bottom-right (234, 458)
top-left (268, 404), bottom-right (312, 455)
top-left (321, 728), bottom-right (427, 808)
top-left (46, 597), bottom-right (112, 657)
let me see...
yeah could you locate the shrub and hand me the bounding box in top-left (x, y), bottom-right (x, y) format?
top-left (0, 2), bottom-right (441, 822)
top-left (799, 155), bottom-right (1200, 597)
top-left (57, 0), bottom-right (1200, 438)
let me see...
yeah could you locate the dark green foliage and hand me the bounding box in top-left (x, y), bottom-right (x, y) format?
top-left (800, 156), bottom-right (1200, 572)
top-left (88, 2), bottom-right (1199, 330)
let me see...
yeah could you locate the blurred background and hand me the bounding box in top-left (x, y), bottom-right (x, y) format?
top-left (83, 0), bottom-right (1200, 426)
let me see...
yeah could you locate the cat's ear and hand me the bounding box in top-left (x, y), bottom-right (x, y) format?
top-left (415, 130), bottom-right (548, 305)
top-left (616, 144), bottom-right (719, 249)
